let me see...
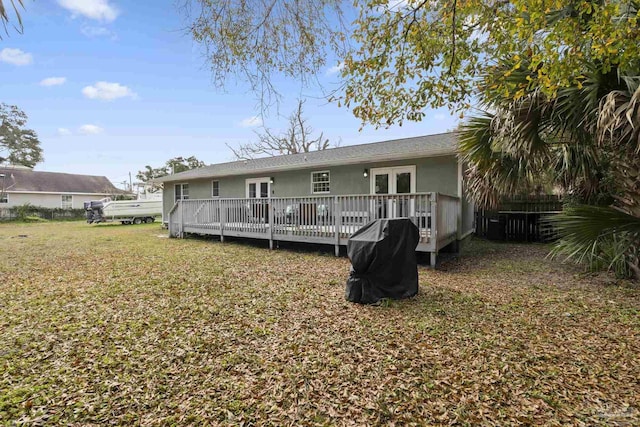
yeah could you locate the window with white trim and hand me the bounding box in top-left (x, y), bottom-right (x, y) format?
top-left (61, 195), bottom-right (73, 209)
top-left (311, 171), bottom-right (330, 194)
top-left (175, 183), bottom-right (189, 201)
top-left (0, 193), bottom-right (7, 203)
top-left (212, 180), bottom-right (220, 197)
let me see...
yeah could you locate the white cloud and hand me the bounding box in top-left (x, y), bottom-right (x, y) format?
top-left (57, 0), bottom-right (119, 22)
top-left (81, 25), bottom-right (116, 39)
top-left (239, 115), bottom-right (263, 128)
top-left (434, 113), bottom-right (446, 120)
top-left (326, 62), bottom-right (344, 76)
top-left (78, 124), bottom-right (104, 135)
top-left (40, 77), bottom-right (67, 87)
top-left (0, 48), bottom-right (33, 66)
top-left (82, 81), bottom-right (137, 101)
top-left (57, 127), bottom-right (72, 136)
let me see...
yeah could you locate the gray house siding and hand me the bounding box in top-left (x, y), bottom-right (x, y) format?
top-left (162, 154), bottom-right (474, 235)
top-left (162, 179), bottom-right (209, 218)
top-left (163, 155), bottom-right (458, 203)
top-left (269, 155), bottom-right (458, 197)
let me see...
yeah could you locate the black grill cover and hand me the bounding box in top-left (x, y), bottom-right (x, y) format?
top-left (345, 218), bottom-right (420, 304)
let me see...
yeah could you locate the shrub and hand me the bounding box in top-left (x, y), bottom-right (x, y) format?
top-left (0, 204), bottom-right (86, 222)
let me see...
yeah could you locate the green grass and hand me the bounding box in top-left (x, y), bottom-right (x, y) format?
top-left (1, 221), bottom-right (639, 425)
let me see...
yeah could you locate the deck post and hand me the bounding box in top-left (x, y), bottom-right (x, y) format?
top-left (457, 159), bottom-right (463, 241)
top-left (334, 196), bottom-right (341, 257)
top-left (268, 196), bottom-right (274, 250)
top-left (220, 200), bottom-right (225, 242)
top-left (430, 193), bottom-right (438, 268)
top-left (430, 193), bottom-right (438, 246)
top-left (179, 200), bottom-right (184, 238)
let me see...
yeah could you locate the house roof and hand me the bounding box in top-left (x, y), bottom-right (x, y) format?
top-left (154, 132), bottom-right (458, 183)
top-left (0, 167), bottom-right (122, 194)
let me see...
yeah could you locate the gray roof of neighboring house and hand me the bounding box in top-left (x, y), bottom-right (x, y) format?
top-left (155, 132), bottom-right (457, 183)
top-left (0, 167), bottom-right (122, 194)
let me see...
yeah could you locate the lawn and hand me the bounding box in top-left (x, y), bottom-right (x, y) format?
top-left (1, 221), bottom-right (639, 426)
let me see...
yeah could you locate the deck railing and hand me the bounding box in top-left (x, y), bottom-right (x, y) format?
top-left (435, 194), bottom-right (459, 248)
top-left (169, 192), bottom-right (459, 262)
top-left (167, 201), bottom-right (180, 237)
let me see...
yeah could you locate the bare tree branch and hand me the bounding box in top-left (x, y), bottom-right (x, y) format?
top-left (449, 0), bottom-right (457, 75)
top-left (228, 99), bottom-right (335, 160)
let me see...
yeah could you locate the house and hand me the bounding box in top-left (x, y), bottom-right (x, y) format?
top-left (154, 132), bottom-right (474, 265)
top-left (0, 165), bottom-right (123, 210)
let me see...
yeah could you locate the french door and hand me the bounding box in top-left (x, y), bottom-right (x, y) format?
top-left (370, 166), bottom-right (416, 218)
top-left (246, 178), bottom-right (271, 223)
top-left (246, 177), bottom-right (270, 199)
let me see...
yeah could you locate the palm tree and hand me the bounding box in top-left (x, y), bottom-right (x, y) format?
top-left (0, 0), bottom-right (24, 38)
top-left (459, 57), bottom-right (640, 279)
top-left (459, 58), bottom-right (610, 206)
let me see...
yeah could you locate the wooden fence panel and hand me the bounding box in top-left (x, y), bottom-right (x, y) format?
top-left (475, 210), bottom-right (559, 242)
top-left (475, 195), bottom-right (562, 242)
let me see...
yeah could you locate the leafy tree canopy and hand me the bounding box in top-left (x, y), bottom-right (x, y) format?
top-left (0, 103), bottom-right (43, 168)
top-left (183, 0), bottom-right (640, 126)
top-left (136, 156), bottom-right (206, 183)
top-left (183, 0), bottom-right (350, 107)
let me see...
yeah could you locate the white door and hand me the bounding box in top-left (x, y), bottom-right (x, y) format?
top-left (245, 177), bottom-right (271, 223)
top-left (370, 166), bottom-right (416, 218)
top-left (245, 177), bottom-right (271, 199)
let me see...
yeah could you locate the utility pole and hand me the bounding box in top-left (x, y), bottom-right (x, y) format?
top-left (129, 172), bottom-right (132, 192)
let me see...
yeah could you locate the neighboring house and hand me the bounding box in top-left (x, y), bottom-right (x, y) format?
top-left (0, 165), bottom-right (123, 210)
top-left (154, 132), bottom-right (474, 265)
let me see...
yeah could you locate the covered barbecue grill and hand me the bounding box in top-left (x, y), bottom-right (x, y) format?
top-left (345, 218), bottom-right (420, 304)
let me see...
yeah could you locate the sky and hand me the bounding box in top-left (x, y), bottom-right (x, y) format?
top-left (0, 0), bottom-right (458, 189)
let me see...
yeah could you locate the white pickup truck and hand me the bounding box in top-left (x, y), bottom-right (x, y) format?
top-left (85, 197), bottom-right (163, 225)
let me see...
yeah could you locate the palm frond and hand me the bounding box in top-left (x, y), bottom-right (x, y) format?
top-left (549, 205), bottom-right (640, 278)
top-left (0, 0), bottom-right (24, 38)
top-left (597, 83), bottom-right (640, 152)
top-left (553, 65), bottom-right (620, 137)
top-left (457, 114), bottom-right (494, 165)
top-left (459, 113), bottom-right (545, 209)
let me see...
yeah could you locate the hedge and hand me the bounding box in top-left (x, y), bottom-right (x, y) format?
top-left (0, 204), bottom-right (87, 222)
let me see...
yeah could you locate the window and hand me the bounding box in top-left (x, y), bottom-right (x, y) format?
top-left (211, 180), bottom-right (219, 197)
top-left (175, 183), bottom-right (189, 201)
top-left (61, 195), bottom-right (73, 209)
top-left (311, 171), bottom-right (330, 194)
top-left (0, 193), bottom-right (7, 204)
top-left (374, 174), bottom-right (389, 194)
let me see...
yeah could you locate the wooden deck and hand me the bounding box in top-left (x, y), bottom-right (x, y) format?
top-left (168, 193), bottom-right (460, 266)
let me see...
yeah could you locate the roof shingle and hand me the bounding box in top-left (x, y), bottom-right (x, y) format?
top-left (0, 167), bottom-right (121, 194)
top-left (155, 132), bottom-right (457, 183)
